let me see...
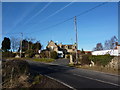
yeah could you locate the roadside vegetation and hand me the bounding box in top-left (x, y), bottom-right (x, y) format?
top-left (32, 58), bottom-right (54, 63)
top-left (89, 54), bottom-right (114, 66)
top-left (2, 60), bottom-right (69, 89)
top-left (76, 65), bottom-right (119, 75)
top-left (69, 54), bottom-right (119, 75)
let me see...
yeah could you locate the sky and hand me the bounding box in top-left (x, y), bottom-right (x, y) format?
top-left (2, 2), bottom-right (118, 50)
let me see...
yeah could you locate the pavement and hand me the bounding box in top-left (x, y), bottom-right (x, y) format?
top-left (26, 59), bottom-right (120, 89)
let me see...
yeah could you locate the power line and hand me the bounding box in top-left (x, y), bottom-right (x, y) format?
top-left (24, 0), bottom-right (53, 25)
top-left (24, 0), bottom-right (76, 32)
top-left (3, 1), bottom-right (110, 35)
top-left (36, 0), bottom-right (76, 24)
top-left (29, 1), bottom-right (110, 34)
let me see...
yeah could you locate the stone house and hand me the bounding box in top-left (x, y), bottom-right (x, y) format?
top-left (46, 40), bottom-right (77, 53)
top-left (46, 40), bottom-right (58, 52)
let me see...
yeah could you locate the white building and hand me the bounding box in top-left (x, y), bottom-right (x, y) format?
top-left (92, 45), bottom-right (120, 56)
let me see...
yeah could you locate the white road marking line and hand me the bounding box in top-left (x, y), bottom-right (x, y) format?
top-left (73, 73), bottom-right (120, 87)
top-left (45, 75), bottom-right (76, 90)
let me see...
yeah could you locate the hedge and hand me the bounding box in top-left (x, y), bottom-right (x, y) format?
top-left (89, 55), bottom-right (114, 66)
top-left (2, 51), bottom-right (16, 58)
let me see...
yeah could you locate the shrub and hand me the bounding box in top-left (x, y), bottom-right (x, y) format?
top-left (66, 54), bottom-right (70, 59)
top-left (89, 55), bottom-right (114, 66)
top-left (40, 51), bottom-right (50, 58)
top-left (2, 51), bottom-right (16, 58)
top-left (80, 55), bottom-right (91, 65)
top-left (2, 60), bottom-right (30, 87)
top-left (25, 50), bottom-right (35, 58)
top-left (50, 51), bottom-right (58, 59)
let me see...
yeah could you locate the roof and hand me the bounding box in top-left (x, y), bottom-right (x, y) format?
top-left (77, 50), bottom-right (81, 53)
top-left (58, 45), bottom-right (74, 46)
top-left (84, 51), bottom-right (92, 53)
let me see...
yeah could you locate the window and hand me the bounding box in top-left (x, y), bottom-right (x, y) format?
top-left (68, 45), bottom-right (72, 49)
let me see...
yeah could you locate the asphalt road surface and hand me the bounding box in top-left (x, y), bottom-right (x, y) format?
top-left (26, 60), bottom-right (120, 89)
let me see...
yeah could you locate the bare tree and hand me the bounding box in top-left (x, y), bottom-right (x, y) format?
top-left (109, 36), bottom-right (118, 49)
top-left (25, 37), bottom-right (35, 50)
top-left (104, 36), bottom-right (118, 50)
top-left (93, 43), bottom-right (103, 51)
top-left (104, 40), bottom-right (110, 50)
top-left (11, 36), bottom-right (20, 52)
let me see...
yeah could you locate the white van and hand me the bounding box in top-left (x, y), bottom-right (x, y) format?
top-left (57, 51), bottom-right (64, 58)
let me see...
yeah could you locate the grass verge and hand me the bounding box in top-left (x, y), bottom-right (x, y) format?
top-left (76, 65), bottom-right (119, 75)
top-left (3, 57), bottom-right (55, 63)
top-left (32, 58), bottom-right (54, 63)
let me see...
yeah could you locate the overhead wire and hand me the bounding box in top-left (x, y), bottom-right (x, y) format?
top-left (23, 0), bottom-right (76, 32)
top-left (24, 0), bottom-right (54, 25)
top-left (29, 1), bottom-right (110, 34)
top-left (3, 1), bottom-right (110, 35)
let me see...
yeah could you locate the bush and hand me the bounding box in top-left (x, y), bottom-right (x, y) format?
top-left (89, 55), bottom-right (114, 66)
top-left (25, 50), bottom-right (35, 58)
top-left (50, 51), bottom-right (58, 59)
top-left (66, 54), bottom-right (70, 59)
top-left (80, 55), bottom-right (91, 65)
top-left (2, 60), bottom-right (30, 88)
top-left (2, 51), bottom-right (16, 58)
top-left (40, 51), bottom-right (49, 58)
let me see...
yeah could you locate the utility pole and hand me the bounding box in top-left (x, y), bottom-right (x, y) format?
top-left (74, 16), bottom-right (78, 64)
top-left (20, 33), bottom-right (23, 58)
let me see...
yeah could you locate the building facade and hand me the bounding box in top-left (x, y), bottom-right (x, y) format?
top-left (46, 40), bottom-right (77, 53)
top-left (92, 45), bottom-right (120, 56)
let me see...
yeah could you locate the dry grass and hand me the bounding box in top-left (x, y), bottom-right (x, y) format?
top-left (33, 58), bottom-right (54, 63)
top-left (76, 65), bottom-right (119, 75)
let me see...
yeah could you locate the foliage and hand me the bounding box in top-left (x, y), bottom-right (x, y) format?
top-left (81, 48), bottom-right (85, 54)
top-left (2, 37), bottom-right (11, 52)
top-left (32, 75), bottom-right (43, 85)
top-left (50, 51), bottom-right (58, 59)
top-left (33, 58), bottom-right (54, 63)
top-left (66, 54), bottom-right (70, 59)
top-left (93, 36), bottom-right (118, 51)
top-left (10, 36), bottom-right (20, 52)
top-left (2, 51), bottom-right (16, 58)
top-left (25, 50), bottom-right (35, 58)
top-left (32, 41), bottom-right (42, 54)
top-left (18, 39), bottom-right (42, 55)
top-left (93, 43), bottom-right (103, 51)
top-left (80, 55), bottom-right (91, 65)
top-left (39, 51), bottom-right (57, 59)
top-left (22, 39), bottom-right (29, 52)
top-left (40, 51), bottom-right (49, 58)
top-left (89, 55), bottom-right (114, 66)
top-left (2, 60), bottom-right (30, 88)
top-left (104, 36), bottom-right (118, 50)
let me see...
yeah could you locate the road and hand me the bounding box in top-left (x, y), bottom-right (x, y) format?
top-left (26, 59), bottom-right (120, 89)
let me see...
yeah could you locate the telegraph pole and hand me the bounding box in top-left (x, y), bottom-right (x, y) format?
top-left (20, 33), bottom-right (23, 58)
top-left (74, 16), bottom-right (78, 64)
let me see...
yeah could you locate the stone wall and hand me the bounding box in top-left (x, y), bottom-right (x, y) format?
top-left (107, 56), bottom-right (120, 70)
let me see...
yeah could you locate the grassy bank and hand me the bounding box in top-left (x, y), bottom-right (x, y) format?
top-left (32, 58), bottom-right (54, 63)
top-left (68, 63), bottom-right (119, 75)
top-left (3, 57), bottom-right (55, 63)
top-left (2, 60), bottom-right (69, 89)
top-left (78, 65), bottom-right (119, 75)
